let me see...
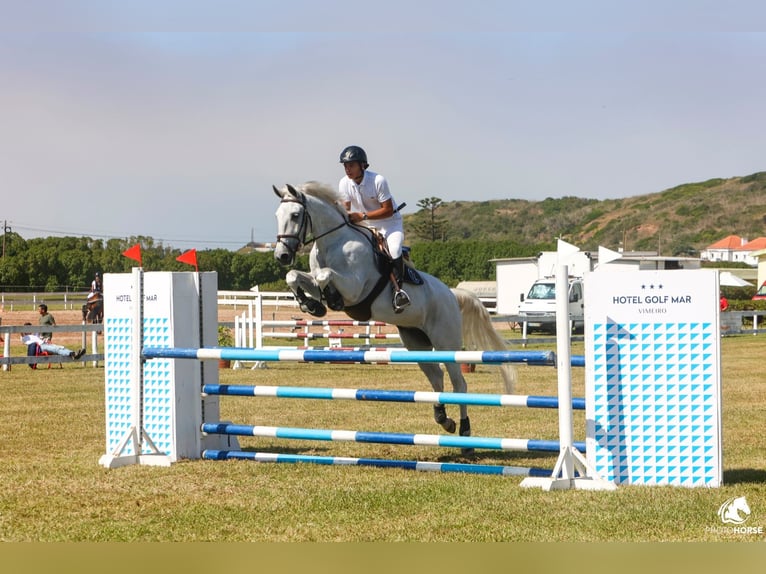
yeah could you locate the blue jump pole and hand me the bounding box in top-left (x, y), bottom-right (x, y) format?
top-left (201, 422), bottom-right (587, 453)
top-left (143, 346), bottom-right (557, 366)
top-left (202, 449), bottom-right (557, 477)
top-left (202, 384), bottom-right (586, 410)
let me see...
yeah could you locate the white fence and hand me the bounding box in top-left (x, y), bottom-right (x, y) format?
top-left (0, 291), bottom-right (86, 311)
top-left (218, 289), bottom-right (402, 369)
top-left (1, 323), bottom-right (103, 371)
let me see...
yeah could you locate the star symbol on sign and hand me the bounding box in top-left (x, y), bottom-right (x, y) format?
top-left (640, 284), bottom-right (664, 290)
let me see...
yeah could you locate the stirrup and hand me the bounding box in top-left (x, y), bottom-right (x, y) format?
top-left (393, 289), bottom-right (411, 312)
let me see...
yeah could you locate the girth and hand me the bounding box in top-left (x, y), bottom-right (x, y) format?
top-left (342, 248), bottom-right (391, 321)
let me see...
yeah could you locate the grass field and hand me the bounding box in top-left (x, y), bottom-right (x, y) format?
top-left (0, 335), bottom-right (764, 542)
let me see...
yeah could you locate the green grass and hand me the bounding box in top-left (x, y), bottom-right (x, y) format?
top-left (0, 337), bottom-right (764, 542)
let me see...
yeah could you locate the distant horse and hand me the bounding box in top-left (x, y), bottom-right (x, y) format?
top-left (273, 182), bottom-right (515, 446)
top-left (82, 294), bottom-right (104, 324)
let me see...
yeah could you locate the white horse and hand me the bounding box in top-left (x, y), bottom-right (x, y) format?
top-left (273, 182), bottom-right (515, 447)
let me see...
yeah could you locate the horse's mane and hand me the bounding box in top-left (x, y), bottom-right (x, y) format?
top-left (298, 181), bottom-right (346, 215)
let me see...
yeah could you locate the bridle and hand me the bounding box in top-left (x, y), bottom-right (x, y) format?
top-left (275, 192), bottom-right (351, 260)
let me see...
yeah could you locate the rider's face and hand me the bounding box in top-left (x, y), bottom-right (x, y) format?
top-left (343, 161), bottom-right (364, 182)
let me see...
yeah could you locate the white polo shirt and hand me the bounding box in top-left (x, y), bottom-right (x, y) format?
top-left (339, 170), bottom-right (403, 230)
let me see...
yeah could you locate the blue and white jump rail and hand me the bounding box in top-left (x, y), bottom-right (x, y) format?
top-left (202, 383), bottom-right (586, 410)
top-left (143, 346), bottom-right (557, 366)
top-left (201, 450), bottom-right (557, 477)
top-left (201, 422), bottom-right (586, 453)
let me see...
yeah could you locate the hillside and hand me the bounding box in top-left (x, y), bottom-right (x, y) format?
top-left (403, 172), bottom-right (766, 255)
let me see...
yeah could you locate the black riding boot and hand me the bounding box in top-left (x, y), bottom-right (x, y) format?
top-left (392, 256), bottom-right (411, 311)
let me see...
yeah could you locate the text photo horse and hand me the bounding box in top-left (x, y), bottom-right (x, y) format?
top-left (273, 182), bottom-right (515, 447)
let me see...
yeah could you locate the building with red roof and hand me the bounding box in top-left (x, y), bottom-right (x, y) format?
top-left (701, 235), bottom-right (766, 265)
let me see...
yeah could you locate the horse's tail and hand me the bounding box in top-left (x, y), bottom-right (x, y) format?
top-left (451, 288), bottom-right (516, 393)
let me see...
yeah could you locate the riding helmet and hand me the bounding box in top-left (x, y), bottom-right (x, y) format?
top-left (339, 145), bottom-right (368, 165)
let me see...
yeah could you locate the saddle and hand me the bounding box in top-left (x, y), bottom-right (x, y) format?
top-left (369, 229), bottom-right (423, 286)
top-left (342, 228), bottom-right (423, 321)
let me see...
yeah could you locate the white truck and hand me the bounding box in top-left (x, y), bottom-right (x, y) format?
top-left (518, 276), bottom-right (585, 333)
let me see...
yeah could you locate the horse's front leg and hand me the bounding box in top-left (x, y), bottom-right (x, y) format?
top-left (313, 267), bottom-right (348, 311)
top-left (285, 269), bottom-right (327, 317)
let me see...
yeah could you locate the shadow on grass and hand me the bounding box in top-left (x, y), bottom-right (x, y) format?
top-left (238, 446), bottom-right (333, 455)
top-left (723, 468), bottom-right (766, 484)
top-left (230, 447), bottom-right (766, 483)
top-left (234, 445), bottom-right (555, 469)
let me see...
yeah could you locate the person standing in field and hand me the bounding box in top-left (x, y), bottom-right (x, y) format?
top-left (38, 304), bottom-right (56, 341)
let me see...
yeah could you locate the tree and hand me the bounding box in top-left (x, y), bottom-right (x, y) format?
top-left (410, 239), bottom-right (542, 286)
top-left (410, 197), bottom-right (448, 241)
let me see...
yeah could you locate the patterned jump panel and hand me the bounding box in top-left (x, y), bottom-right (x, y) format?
top-left (588, 320), bottom-right (720, 486)
top-left (585, 270), bottom-right (722, 487)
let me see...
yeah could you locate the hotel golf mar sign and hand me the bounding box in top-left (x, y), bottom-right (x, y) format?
top-left (584, 269), bottom-right (723, 487)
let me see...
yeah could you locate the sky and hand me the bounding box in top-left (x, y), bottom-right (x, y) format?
top-left (2, 2), bottom-right (766, 250)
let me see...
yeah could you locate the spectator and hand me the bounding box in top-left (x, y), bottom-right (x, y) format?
top-left (21, 323), bottom-right (85, 360)
top-left (38, 304), bottom-right (56, 340)
top-left (720, 292), bottom-right (729, 312)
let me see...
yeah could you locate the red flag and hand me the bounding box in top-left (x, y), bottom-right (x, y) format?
top-left (176, 249), bottom-right (199, 272)
top-left (122, 243), bottom-right (142, 266)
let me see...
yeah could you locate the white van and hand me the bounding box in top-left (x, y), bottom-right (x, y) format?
top-left (518, 277), bottom-right (585, 333)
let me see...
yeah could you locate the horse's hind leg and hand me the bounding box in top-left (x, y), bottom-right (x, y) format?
top-left (444, 362), bottom-right (473, 454)
top-left (433, 402), bottom-right (456, 433)
top-left (424, 362), bottom-right (473, 453)
top-left (398, 327), bottom-right (459, 434)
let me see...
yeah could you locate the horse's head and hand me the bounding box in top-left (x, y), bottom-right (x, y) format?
top-left (273, 183), bottom-right (308, 266)
top-left (274, 181), bottom-right (349, 266)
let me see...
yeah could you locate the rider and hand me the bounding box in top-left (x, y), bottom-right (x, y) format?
top-left (87, 271), bottom-right (103, 303)
top-left (338, 145), bottom-right (410, 312)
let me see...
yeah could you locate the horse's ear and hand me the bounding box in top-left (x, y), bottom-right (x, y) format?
top-left (286, 183), bottom-right (299, 198)
top-left (273, 185), bottom-right (283, 198)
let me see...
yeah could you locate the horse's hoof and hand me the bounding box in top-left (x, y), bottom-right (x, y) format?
top-left (304, 300), bottom-right (327, 317)
top-left (323, 287), bottom-right (344, 311)
top-left (459, 417), bottom-right (473, 455)
top-left (434, 405), bottom-right (456, 433)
